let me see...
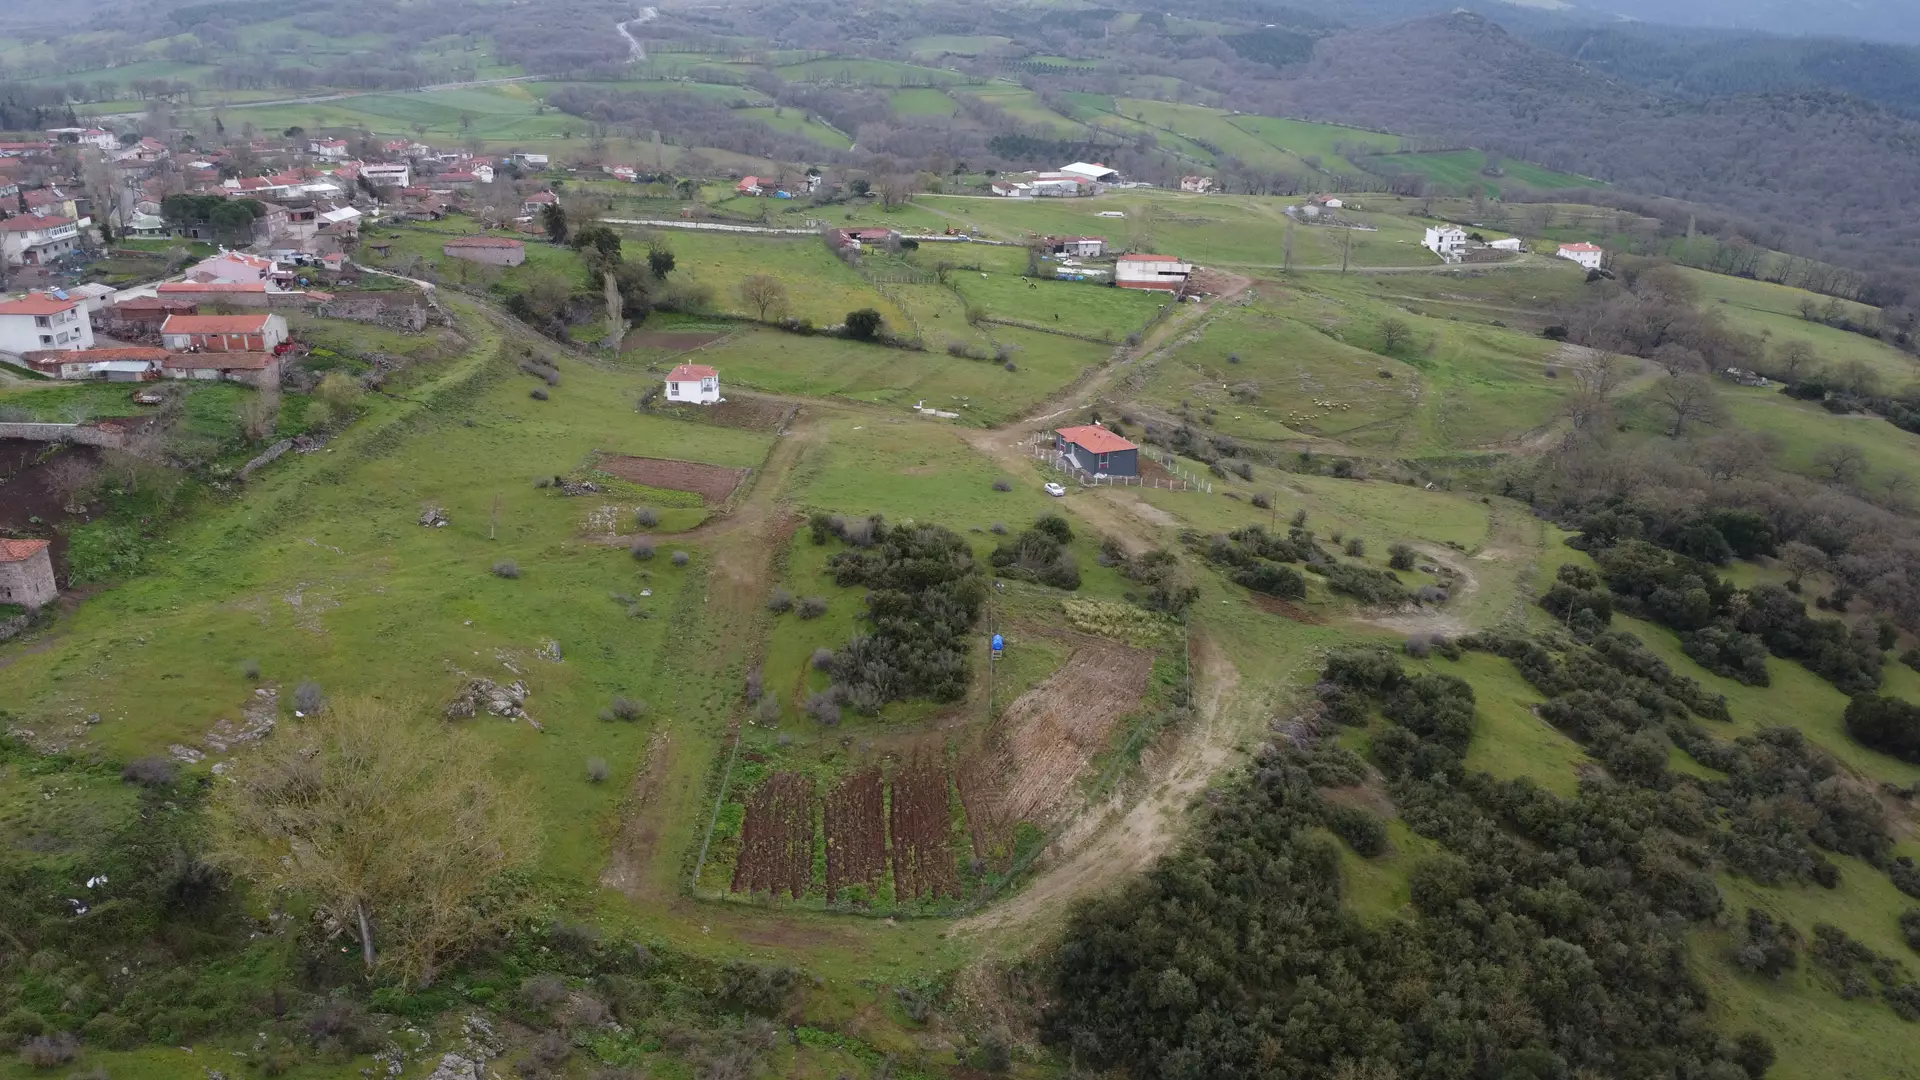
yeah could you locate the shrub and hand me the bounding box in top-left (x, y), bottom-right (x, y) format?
top-left (630, 538), bottom-right (656, 560)
top-left (492, 560), bottom-right (521, 578)
top-left (992, 479), bottom-right (1012, 492)
top-left (18, 1033), bottom-right (78, 1068)
top-left (755, 695), bottom-right (780, 724)
top-left (797, 596), bottom-right (828, 619)
top-left (1900, 909), bottom-right (1920, 952)
top-left (586, 757), bottom-right (609, 783)
top-left (1234, 461), bottom-right (1254, 481)
top-left (1344, 537), bottom-right (1366, 558)
top-left (520, 974), bottom-right (568, 1011)
top-left (292, 680), bottom-right (324, 715)
top-left (1227, 352), bottom-right (1241, 364)
top-left (671, 551), bottom-right (689, 567)
top-left (805, 692), bottom-right (841, 725)
top-left (1034, 515), bottom-right (1073, 543)
top-left (1327, 805), bottom-right (1387, 856)
top-left (990, 522), bottom-right (1008, 535)
top-left (810, 647), bottom-right (836, 672)
top-left (1843, 694), bottom-right (1920, 763)
top-left (1004, 361), bottom-right (1017, 372)
top-left (1251, 493), bottom-right (1271, 510)
top-left (608, 696), bottom-right (646, 721)
top-left (767, 588), bottom-right (794, 613)
top-left (745, 667), bottom-right (763, 703)
top-left (121, 757), bottom-right (177, 786)
top-left (530, 387), bottom-right (549, 401)
top-left (634, 507), bottom-right (659, 528)
top-left (241, 658), bottom-right (261, 680)
top-left (1388, 543), bottom-right (1417, 571)
top-left (844, 308), bottom-right (883, 341)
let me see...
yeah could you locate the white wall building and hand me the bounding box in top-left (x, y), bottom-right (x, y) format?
top-left (309, 138), bottom-right (349, 159)
top-left (360, 162), bottom-right (410, 187)
top-left (0, 292), bottom-right (95, 352)
top-left (1488, 238), bottom-right (1524, 252)
top-left (1115, 254), bottom-right (1193, 292)
top-left (1423, 226), bottom-right (1468, 263)
top-left (665, 363), bottom-right (721, 404)
top-left (1059, 162), bottom-right (1119, 183)
top-left (185, 250), bottom-right (286, 291)
top-left (1558, 242), bottom-right (1605, 270)
top-left (0, 215), bottom-right (81, 266)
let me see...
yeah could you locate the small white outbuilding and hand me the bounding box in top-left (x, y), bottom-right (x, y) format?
top-left (666, 363), bottom-right (721, 405)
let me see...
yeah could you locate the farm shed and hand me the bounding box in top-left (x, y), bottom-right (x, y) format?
top-left (1055, 424), bottom-right (1138, 477)
top-left (0, 538), bottom-right (57, 610)
top-left (1114, 254), bottom-right (1192, 292)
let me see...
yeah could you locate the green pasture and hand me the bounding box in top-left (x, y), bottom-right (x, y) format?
top-left (618, 230), bottom-right (909, 329)
top-left (226, 85), bottom-right (586, 141)
top-left (958, 85), bottom-right (1090, 135)
top-left (1222, 115), bottom-right (1403, 174)
top-left (776, 57), bottom-right (969, 87)
top-left (25, 59), bottom-right (217, 90)
top-left (1112, 99), bottom-right (1317, 175)
top-left (949, 271), bottom-right (1165, 340)
top-left (682, 327), bottom-right (1103, 424)
top-left (1681, 268), bottom-right (1917, 388)
top-left (734, 106), bottom-right (851, 149)
top-left (907, 35), bottom-right (1012, 58)
top-left (890, 88), bottom-right (958, 117)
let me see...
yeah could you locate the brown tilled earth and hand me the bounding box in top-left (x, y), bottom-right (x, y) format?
top-left (621, 329), bottom-right (729, 352)
top-left (597, 454), bottom-right (748, 504)
top-left (959, 640), bottom-right (1155, 858)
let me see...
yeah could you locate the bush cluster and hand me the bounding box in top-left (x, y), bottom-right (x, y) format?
top-left (814, 517), bottom-right (986, 714)
top-left (989, 515), bottom-right (1081, 590)
top-left (1100, 540), bottom-right (1200, 618)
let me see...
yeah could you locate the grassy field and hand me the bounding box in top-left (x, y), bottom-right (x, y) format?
top-left (890, 87), bottom-right (958, 117)
top-left (226, 85), bottom-right (584, 142)
top-left (907, 35), bottom-right (1012, 58)
top-left (1682, 268), bottom-right (1919, 388)
top-left (775, 57), bottom-right (970, 87)
top-left (676, 326), bottom-right (1106, 424)
top-left (947, 271), bottom-right (1166, 339)
top-left (1364, 150), bottom-right (1605, 194)
top-left (735, 106), bottom-right (852, 148)
top-left (1223, 115), bottom-right (1404, 173)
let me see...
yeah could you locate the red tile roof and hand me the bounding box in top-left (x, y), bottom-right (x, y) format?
top-left (25, 347), bottom-right (167, 362)
top-left (523, 191), bottom-right (557, 204)
top-left (1056, 424), bottom-right (1136, 453)
top-left (668, 364), bottom-right (718, 381)
top-left (0, 292), bottom-right (79, 315)
top-left (0, 215), bottom-right (74, 232)
top-left (111, 297), bottom-right (196, 312)
top-left (162, 314), bottom-right (275, 333)
top-left (157, 282), bottom-right (268, 293)
top-left (443, 235), bottom-right (523, 248)
top-left (0, 538), bottom-right (51, 563)
top-left (1560, 242), bottom-right (1603, 252)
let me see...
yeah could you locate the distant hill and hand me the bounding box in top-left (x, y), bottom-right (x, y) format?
top-left (1558, 0), bottom-right (1920, 46)
top-left (1248, 12), bottom-right (1920, 285)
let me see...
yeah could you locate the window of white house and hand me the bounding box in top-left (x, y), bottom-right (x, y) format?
top-left (34, 316), bottom-right (48, 327)
top-left (39, 335), bottom-right (52, 345)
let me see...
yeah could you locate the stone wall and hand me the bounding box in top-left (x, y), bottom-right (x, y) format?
top-left (0, 422), bottom-right (128, 448)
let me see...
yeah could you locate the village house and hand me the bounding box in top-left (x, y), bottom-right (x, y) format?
top-left (64, 282), bottom-right (117, 312)
top-left (46, 126), bottom-right (116, 150)
top-left (665, 363), bottom-right (721, 405)
top-left (23, 345), bottom-right (168, 381)
top-left (0, 215), bottom-right (81, 266)
top-left (1050, 236), bottom-right (1106, 258)
top-left (1180, 176), bottom-right (1217, 194)
top-left (989, 180), bottom-right (1030, 197)
top-left (443, 236), bottom-right (527, 266)
top-left (125, 137), bottom-right (169, 163)
top-left (100, 296), bottom-right (197, 333)
top-left (1114, 253), bottom-right (1193, 292)
top-left (156, 282), bottom-right (271, 305)
top-left (160, 312), bottom-right (289, 353)
top-left (309, 137), bottom-right (350, 160)
top-left (0, 291), bottom-right (95, 352)
top-left (735, 176), bottom-right (765, 197)
top-left (317, 206), bottom-right (362, 240)
top-left (22, 186), bottom-right (80, 219)
top-left (511, 152), bottom-right (550, 168)
top-left (1423, 225), bottom-right (1468, 263)
top-left (1488, 238), bottom-right (1525, 252)
top-left (1558, 242), bottom-right (1605, 270)
top-left (1054, 424), bottom-right (1139, 478)
top-left (360, 162), bottom-right (410, 188)
top-left (521, 191), bottom-right (558, 215)
top-left (0, 539), bottom-right (57, 611)
top-left (604, 164), bottom-right (639, 182)
top-left (162, 350), bottom-right (281, 388)
top-left (123, 211), bottom-right (168, 238)
top-left (1029, 174), bottom-right (1089, 198)
top-left (185, 250), bottom-right (288, 291)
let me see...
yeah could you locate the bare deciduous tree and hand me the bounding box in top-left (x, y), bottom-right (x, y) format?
top-left (1378, 317), bottom-right (1412, 354)
top-left (737, 273), bottom-right (789, 321)
top-left (1651, 375), bottom-right (1722, 437)
top-left (39, 452), bottom-right (97, 512)
top-left (1812, 442), bottom-right (1868, 487)
top-left (1770, 339), bottom-right (1818, 382)
top-left (211, 698), bottom-right (535, 988)
top-left (1778, 540), bottom-right (1827, 587)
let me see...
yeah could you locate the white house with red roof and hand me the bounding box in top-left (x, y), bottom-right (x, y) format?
top-left (160, 312), bottom-right (289, 353)
top-left (47, 127), bottom-right (116, 150)
top-left (185, 249), bottom-right (289, 291)
top-left (0, 291), bottom-right (94, 352)
top-left (309, 137), bottom-right (350, 160)
top-left (1557, 242), bottom-right (1605, 271)
top-left (1114, 254), bottom-right (1193, 291)
top-left (0, 215), bottom-right (81, 266)
top-left (0, 538), bottom-right (57, 610)
top-left (665, 363), bottom-right (721, 404)
top-left (522, 190), bottom-right (558, 215)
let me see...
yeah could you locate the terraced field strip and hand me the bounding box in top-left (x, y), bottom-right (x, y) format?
top-left (889, 754), bottom-right (961, 900)
top-left (823, 766), bottom-right (887, 900)
top-left (729, 770), bottom-right (816, 898)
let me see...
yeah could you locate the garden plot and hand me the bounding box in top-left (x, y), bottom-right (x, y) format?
top-left (889, 753), bottom-right (962, 900)
top-left (823, 766), bottom-right (887, 902)
top-left (958, 640), bottom-right (1154, 858)
top-left (595, 455), bottom-right (749, 504)
top-left (730, 771), bottom-right (815, 899)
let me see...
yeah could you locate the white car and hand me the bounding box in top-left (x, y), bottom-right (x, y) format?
top-left (1044, 482), bottom-right (1067, 497)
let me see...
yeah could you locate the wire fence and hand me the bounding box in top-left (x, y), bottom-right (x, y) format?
top-left (1028, 436), bottom-right (1210, 492)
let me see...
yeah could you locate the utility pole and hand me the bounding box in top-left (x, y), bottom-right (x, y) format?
top-left (1340, 226), bottom-right (1352, 274)
top-left (490, 493), bottom-right (500, 540)
top-left (1282, 215), bottom-right (1294, 274)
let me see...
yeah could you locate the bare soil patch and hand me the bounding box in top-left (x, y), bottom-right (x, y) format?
top-left (823, 766), bottom-right (887, 902)
top-left (597, 454), bottom-right (749, 505)
top-left (957, 641), bottom-right (1154, 860)
top-left (654, 396), bottom-right (795, 433)
top-left (730, 771), bottom-right (816, 899)
top-left (890, 754), bottom-right (961, 901)
top-left (621, 329), bottom-right (728, 353)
